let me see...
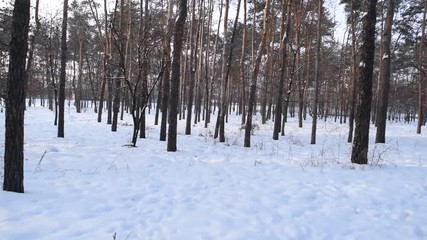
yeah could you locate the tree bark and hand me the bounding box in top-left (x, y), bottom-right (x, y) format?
top-left (351, 0), bottom-right (378, 164)
top-left (160, 0), bottom-right (173, 141)
top-left (167, 0), bottom-right (188, 151)
top-left (3, 0), bottom-right (30, 193)
top-left (310, 0), bottom-right (322, 145)
top-left (185, 0), bottom-right (197, 135)
top-left (218, 0), bottom-right (241, 142)
top-left (58, 0), bottom-right (69, 138)
top-left (347, 0), bottom-right (357, 143)
top-left (244, 0), bottom-right (271, 147)
top-left (375, 0), bottom-right (394, 143)
top-left (273, 0), bottom-right (292, 140)
top-left (416, 0), bottom-right (426, 134)
top-left (25, 0), bottom-right (40, 107)
top-left (240, 0), bottom-right (247, 126)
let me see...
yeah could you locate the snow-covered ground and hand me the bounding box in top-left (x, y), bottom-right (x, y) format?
top-left (1, 104), bottom-right (426, 240)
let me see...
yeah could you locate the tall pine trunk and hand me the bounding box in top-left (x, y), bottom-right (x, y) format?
top-left (310, 0), bottom-right (322, 145)
top-left (3, 0), bottom-right (30, 193)
top-left (160, 0), bottom-right (173, 141)
top-left (244, 0), bottom-right (271, 147)
top-left (416, 0), bottom-right (426, 134)
top-left (351, 0), bottom-right (378, 164)
top-left (58, 0), bottom-right (69, 138)
top-left (25, 0), bottom-right (40, 107)
top-left (167, 0), bottom-right (188, 151)
top-left (273, 0), bottom-right (292, 140)
top-left (375, 0), bottom-right (394, 143)
top-left (347, 0), bottom-right (357, 143)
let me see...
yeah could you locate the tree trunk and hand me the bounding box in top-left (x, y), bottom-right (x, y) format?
top-left (3, 0), bottom-right (30, 193)
top-left (160, 0), bottom-right (173, 141)
top-left (375, 0), bottom-right (394, 143)
top-left (185, 0), bottom-right (198, 135)
top-left (167, 0), bottom-right (188, 151)
top-left (273, 0), bottom-right (292, 140)
top-left (25, 0), bottom-right (40, 107)
top-left (416, 0), bottom-right (426, 134)
top-left (58, 0), bottom-right (69, 138)
top-left (76, 41), bottom-right (83, 113)
top-left (351, 0), bottom-right (378, 164)
top-left (310, 0), bottom-right (322, 145)
top-left (206, 0), bottom-right (222, 129)
top-left (347, 0), bottom-right (357, 143)
top-left (244, 0), bottom-right (271, 147)
top-left (218, 0), bottom-right (241, 142)
top-left (240, 0), bottom-right (247, 126)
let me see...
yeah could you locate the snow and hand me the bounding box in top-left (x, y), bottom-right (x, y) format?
top-left (1, 105), bottom-right (427, 240)
top-left (359, 61), bottom-right (366, 67)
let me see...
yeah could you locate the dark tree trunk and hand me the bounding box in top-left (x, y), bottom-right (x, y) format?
top-left (3, 0), bottom-right (30, 193)
top-left (375, 0), bottom-right (394, 143)
top-left (244, 0), bottom-right (270, 147)
top-left (218, 0), bottom-right (241, 142)
top-left (273, 0), bottom-right (292, 140)
top-left (58, 0), bottom-right (69, 138)
top-left (416, 0), bottom-right (426, 134)
top-left (160, 0), bottom-right (173, 141)
top-left (185, 0), bottom-right (197, 135)
top-left (351, 0), bottom-right (378, 165)
top-left (25, 0), bottom-right (40, 107)
top-left (167, 0), bottom-right (188, 151)
top-left (347, 0), bottom-right (357, 143)
top-left (310, 0), bottom-right (322, 145)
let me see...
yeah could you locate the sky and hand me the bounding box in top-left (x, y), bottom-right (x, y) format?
top-left (31, 0), bottom-right (348, 42)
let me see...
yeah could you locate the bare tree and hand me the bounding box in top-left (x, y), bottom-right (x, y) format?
top-left (3, 0), bottom-right (31, 193)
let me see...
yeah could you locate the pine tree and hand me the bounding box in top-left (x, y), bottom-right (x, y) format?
top-left (3, 0), bottom-right (31, 193)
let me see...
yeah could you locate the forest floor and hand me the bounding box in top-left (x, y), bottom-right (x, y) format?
top-left (1, 105), bottom-right (426, 239)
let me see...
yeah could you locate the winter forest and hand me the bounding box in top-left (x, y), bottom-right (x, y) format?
top-left (1, 0), bottom-right (427, 239)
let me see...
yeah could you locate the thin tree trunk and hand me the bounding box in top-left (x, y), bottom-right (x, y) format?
top-left (185, 0), bottom-right (198, 135)
top-left (205, 0), bottom-right (222, 129)
top-left (310, 0), bottom-right (322, 144)
top-left (240, 0), bottom-right (247, 126)
top-left (76, 41), bottom-right (83, 113)
top-left (218, 0), bottom-right (241, 142)
top-left (416, 0), bottom-right (426, 134)
top-left (25, 0), bottom-right (40, 107)
top-left (244, 0), bottom-right (271, 147)
top-left (160, 0), bottom-right (173, 141)
top-left (273, 0), bottom-right (292, 140)
top-left (347, 0), bottom-right (357, 143)
top-left (58, 0), bottom-right (69, 138)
